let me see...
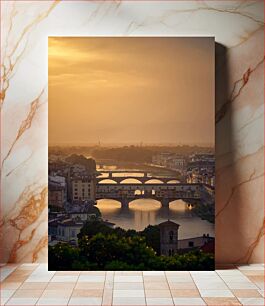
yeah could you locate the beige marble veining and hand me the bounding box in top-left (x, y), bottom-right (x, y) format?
top-left (0, 0), bottom-right (264, 263)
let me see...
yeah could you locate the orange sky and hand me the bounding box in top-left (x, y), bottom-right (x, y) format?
top-left (48, 37), bottom-right (214, 146)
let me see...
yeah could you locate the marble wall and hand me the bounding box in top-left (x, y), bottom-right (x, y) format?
top-left (0, 1), bottom-right (264, 264)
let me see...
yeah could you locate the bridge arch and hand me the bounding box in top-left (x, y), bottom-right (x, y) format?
top-left (96, 198), bottom-right (122, 207)
top-left (97, 178), bottom-right (118, 184)
top-left (166, 179), bottom-right (180, 184)
top-left (128, 198), bottom-right (162, 209)
top-left (144, 178), bottom-right (164, 184)
top-left (120, 178), bottom-right (143, 184)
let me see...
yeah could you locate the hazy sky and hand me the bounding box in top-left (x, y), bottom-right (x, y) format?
top-left (48, 37), bottom-right (214, 146)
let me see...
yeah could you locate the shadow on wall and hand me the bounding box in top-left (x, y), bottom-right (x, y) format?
top-left (215, 43), bottom-right (240, 264)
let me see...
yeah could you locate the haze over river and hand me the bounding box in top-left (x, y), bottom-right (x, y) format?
top-left (96, 165), bottom-right (214, 239)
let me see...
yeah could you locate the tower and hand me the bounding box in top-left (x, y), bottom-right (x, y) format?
top-left (159, 220), bottom-right (180, 256)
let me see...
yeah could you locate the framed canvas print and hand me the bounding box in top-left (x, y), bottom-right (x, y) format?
top-left (48, 37), bottom-right (215, 271)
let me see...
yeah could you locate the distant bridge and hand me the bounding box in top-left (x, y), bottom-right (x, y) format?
top-left (96, 170), bottom-right (183, 184)
top-left (96, 183), bottom-right (213, 208)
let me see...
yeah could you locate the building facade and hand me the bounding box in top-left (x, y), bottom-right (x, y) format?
top-left (159, 220), bottom-right (180, 256)
top-left (71, 177), bottom-right (96, 203)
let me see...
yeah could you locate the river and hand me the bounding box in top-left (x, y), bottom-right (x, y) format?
top-left (96, 166), bottom-right (214, 239)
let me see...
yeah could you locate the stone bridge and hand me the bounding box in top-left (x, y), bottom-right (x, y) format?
top-left (96, 170), bottom-right (183, 184)
top-left (96, 183), bottom-right (213, 208)
top-left (96, 176), bottom-right (180, 184)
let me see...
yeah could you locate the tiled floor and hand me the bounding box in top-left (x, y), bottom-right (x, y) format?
top-left (0, 264), bottom-right (264, 305)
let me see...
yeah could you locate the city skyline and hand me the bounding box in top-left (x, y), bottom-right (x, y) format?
top-left (49, 37), bottom-right (214, 146)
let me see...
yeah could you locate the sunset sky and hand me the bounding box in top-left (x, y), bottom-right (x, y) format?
top-left (48, 37), bottom-right (214, 146)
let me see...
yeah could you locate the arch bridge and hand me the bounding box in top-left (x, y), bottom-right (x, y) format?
top-left (96, 183), bottom-right (213, 208)
top-left (96, 170), bottom-right (183, 184)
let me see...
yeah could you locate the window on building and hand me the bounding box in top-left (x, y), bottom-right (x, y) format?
top-left (71, 230), bottom-right (75, 237)
top-left (189, 241), bottom-right (194, 247)
top-left (169, 230), bottom-right (174, 243)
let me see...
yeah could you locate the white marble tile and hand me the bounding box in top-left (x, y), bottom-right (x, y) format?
top-left (36, 298), bottom-right (69, 305)
top-left (225, 282), bottom-right (258, 289)
top-left (114, 282), bottom-right (144, 290)
top-left (68, 297), bottom-right (102, 305)
top-left (114, 275), bottom-right (143, 283)
top-left (113, 290), bottom-right (145, 297)
top-left (199, 289), bottom-right (234, 297)
top-left (50, 275), bottom-right (78, 283)
top-left (146, 297), bottom-right (174, 305)
top-left (6, 297), bottom-right (38, 305)
top-left (112, 297), bottom-right (146, 305)
top-left (173, 297), bottom-right (206, 305)
top-left (238, 297), bottom-right (265, 305)
top-left (78, 275), bottom-right (105, 283)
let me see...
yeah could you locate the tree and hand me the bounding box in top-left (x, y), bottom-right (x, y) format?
top-left (140, 225), bottom-right (160, 254)
top-left (48, 243), bottom-right (79, 270)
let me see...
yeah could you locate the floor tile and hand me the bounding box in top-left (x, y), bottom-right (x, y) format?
top-left (75, 282), bottom-right (104, 290)
top-left (115, 271), bottom-right (142, 276)
top-left (170, 289), bottom-right (200, 297)
top-left (199, 289), bottom-right (234, 297)
top-left (247, 275), bottom-right (264, 282)
top-left (12, 289), bottom-right (44, 298)
top-left (78, 275), bottom-right (105, 282)
top-left (112, 296), bottom-right (146, 305)
top-left (68, 297), bottom-right (102, 305)
top-left (165, 271), bottom-right (190, 276)
top-left (6, 297), bottom-right (38, 305)
top-left (258, 290), bottom-right (264, 297)
top-left (146, 297), bottom-right (174, 305)
top-left (50, 275), bottom-right (78, 282)
top-left (240, 270), bottom-right (264, 276)
top-left (113, 289), bottom-right (145, 297)
top-left (216, 269), bottom-right (245, 276)
top-left (19, 282), bottom-right (48, 290)
top-left (80, 271), bottom-right (106, 275)
top-left (195, 282), bottom-right (228, 290)
top-left (173, 297), bottom-right (206, 305)
top-left (40, 289), bottom-right (72, 298)
top-left (0, 282), bottom-right (22, 290)
top-left (254, 282), bottom-right (264, 290)
top-left (114, 275), bottom-right (143, 282)
top-left (145, 290), bottom-right (172, 298)
top-left (219, 275), bottom-right (250, 282)
top-left (25, 276), bottom-right (54, 283)
top-left (225, 282), bottom-right (258, 289)
top-left (102, 289), bottom-right (112, 306)
top-left (232, 289), bottom-right (262, 298)
top-left (45, 282), bottom-right (76, 290)
top-left (143, 271), bottom-right (165, 276)
top-left (0, 289), bottom-right (15, 298)
top-left (238, 297), bottom-right (265, 305)
top-left (237, 264), bottom-right (264, 271)
top-left (71, 289), bottom-right (103, 297)
top-left (36, 298), bottom-right (70, 305)
top-left (167, 276), bottom-right (193, 283)
top-left (144, 276), bottom-right (167, 282)
top-left (144, 282), bottom-right (169, 290)
top-left (169, 282), bottom-right (197, 289)
top-left (1, 297), bottom-right (10, 305)
top-left (114, 282), bottom-right (144, 290)
top-left (203, 297), bottom-right (242, 305)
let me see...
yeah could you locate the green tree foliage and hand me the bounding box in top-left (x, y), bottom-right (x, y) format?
top-left (49, 221), bottom-right (214, 271)
top-left (48, 243), bottom-right (79, 270)
top-left (140, 225), bottom-right (160, 254)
